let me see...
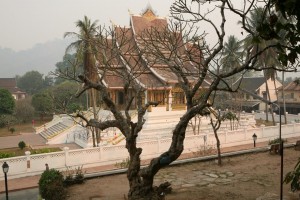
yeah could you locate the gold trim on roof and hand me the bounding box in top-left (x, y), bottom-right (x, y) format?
top-left (142, 9), bottom-right (156, 21)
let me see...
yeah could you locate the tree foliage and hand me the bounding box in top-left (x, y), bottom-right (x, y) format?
top-left (31, 92), bottom-right (53, 121)
top-left (284, 158), bottom-right (300, 192)
top-left (38, 169), bottom-right (66, 200)
top-left (17, 71), bottom-right (47, 95)
top-left (54, 53), bottom-right (83, 85)
top-left (227, 0), bottom-right (300, 66)
top-left (18, 141), bottom-right (26, 150)
top-left (64, 16), bottom-right (101, 147)
top-left (14, 97), bottom-right (35, 123)
top-left (0, 114), bottom-right (17, 129)
top-left (0, 88), bottom-right (15, 115)
top-left (48, 81), bottom-right (85, 113)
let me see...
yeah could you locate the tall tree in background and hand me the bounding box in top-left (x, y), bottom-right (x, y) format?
top-left (220, 35), bottom-right (244, 111)
top-left (48, 81), bottom-right (85, 113)
top-left (54, 53), bottom-right (83, 85)
top-left (17, 71), bottom-right (45, 95)
top-left (0, 88), bottom-right (17, 129)
top-left (243, 7), bottom-right (279, 124)
top-left (64, 16), bottom-right (100, 146)
top-left (221, 35), bottom-right (243, 82)
top-left (14, 97), bottom-right (35, 123)
top-left (0, 89), bottom-right (15, 115)
top-left (31, 92), bottom-right (53, 122)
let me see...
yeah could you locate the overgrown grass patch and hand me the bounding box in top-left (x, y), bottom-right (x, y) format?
top-left (0, 117), bottom-right (52, 137)
top-left (255, 119), bottom-right (274, 126)
top-left (0, 147), bottom-right (62, 158)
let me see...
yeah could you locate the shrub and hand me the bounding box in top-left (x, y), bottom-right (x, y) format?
top-left (0, 152), bottom-right (15, 159)
top-left (31, 148), bottom-right (61, 155)
top-left (18, 141), bottom-right (26, 150)
top-left (63, 166), bottom-right (86, 186)
top-left (115, 157), bottom-right (130, 169)
top-left (9, 127), bottom-right (16, 134)
top-left (268, 138), bottom-right (287, 145)
top-left (38, 169), bottom-right (66, 200)
top-left (284, 158), bottom-right (300, 192)
top-left (74, 165), bottom-right (85, 183)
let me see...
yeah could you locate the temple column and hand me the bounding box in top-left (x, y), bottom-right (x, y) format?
top-left (168, 90), bottom-right (173, 111)
top-left (166, 90), bottom-right (169, 111)
top-left (148, 90), bottom-right (152, 112)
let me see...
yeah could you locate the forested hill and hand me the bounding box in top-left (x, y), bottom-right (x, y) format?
top-left (0, 39), bottom-right (70, 78)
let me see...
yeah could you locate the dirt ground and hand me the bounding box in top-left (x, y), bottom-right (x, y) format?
top-left (66, 148), bottom-right (300, 200)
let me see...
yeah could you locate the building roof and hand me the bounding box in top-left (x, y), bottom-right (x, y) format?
top-left (97, 6), bottom-right (209, 90)
top-left (279, 81), bottom-right (300, 91)
top-left (233, 77), bottom-right (265, 92)
top-left (0, 78), bottom-right (26, 94)
top-left (131, 8), bottom-right (167, 35)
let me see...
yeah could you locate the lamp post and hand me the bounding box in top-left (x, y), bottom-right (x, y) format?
top-left (240, 88), bottom-right (283, 200)
top-left (252, 133), bottom-right (257, 147)
top-left (2, 162), bottom-right (9, 200)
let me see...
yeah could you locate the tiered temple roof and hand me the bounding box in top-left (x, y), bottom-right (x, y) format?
top-left (99, 6), bottom-right (210, 90)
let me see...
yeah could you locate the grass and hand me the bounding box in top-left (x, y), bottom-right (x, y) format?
top-left (0, 147), bottom-right (62, 158)
top-left (255, 119), bottom-right (275, 126)
top-left (0, 118), bottom-right (52, 137)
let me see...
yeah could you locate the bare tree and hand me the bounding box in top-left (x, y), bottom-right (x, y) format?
top-left (58, 1), bottom-right (299, 199)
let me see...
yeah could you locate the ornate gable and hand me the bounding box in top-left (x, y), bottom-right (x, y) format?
top-left (141, 4), bottom-right (157, 21)
top-left (142, 9), bottom-right (156, 21)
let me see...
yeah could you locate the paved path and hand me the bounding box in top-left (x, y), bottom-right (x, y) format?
top-left (0, 132), bottom-right (46, 149)
top-left (0, 188), bottom-right (38, 200)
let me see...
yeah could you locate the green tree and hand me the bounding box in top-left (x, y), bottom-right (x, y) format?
top-left (221, 35), bottom-right (243, 80)
top-left (17, 71), bottom-right (45, 95)
top-left (64, 16), bottom-right (99, 86)
top-left (0, 88), bottom-right (15, 114)
top-left (243, 7), bottom-right (280, 124)
top-left (65, 16), bottom-right (100, 147)
top-left (261, 0), bottom-right (300, 65)
top-left (54, 54), bottom-right (83, 85)
top-left (48, 81), bottom-right (85, 113)
top-left (31, 92), bottom-right (53, 122)
top-left (0, 114), bottom-right (17, 129)
top-left (14, 97), bottom-right (35, 123)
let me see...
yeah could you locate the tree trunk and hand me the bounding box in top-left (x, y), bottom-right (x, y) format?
top-left (282, 71), bottom-right (287, 124)
top-left (214, 129), bottom-right (222, 166)
top-left (126, 139), bottom-right (166, 200)
top-left (264, 73), bottom-right (275, 125)
top-left (91, 89), bottom-right (100, 146)
top-left (126, 122), bottom-right (185, 199)
top-left (210, 118), bottom-right (222, 166)
top-left (91, 127), bottom-right (96, 147)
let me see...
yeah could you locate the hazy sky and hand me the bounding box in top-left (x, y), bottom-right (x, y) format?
top-left (0, 0), bottom-right (243, 52)
top-left (0, 0), bottom-right (174, 51)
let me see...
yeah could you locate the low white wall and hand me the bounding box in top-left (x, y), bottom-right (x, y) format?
top-left (1, 123), bottom-right (300, 180)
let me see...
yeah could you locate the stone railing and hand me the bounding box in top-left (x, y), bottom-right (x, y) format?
top-left (1, 122), bottom-right (300, 180)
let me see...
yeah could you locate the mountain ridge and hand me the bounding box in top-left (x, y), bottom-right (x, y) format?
top-left (0, 39), bottom-right (70, 78)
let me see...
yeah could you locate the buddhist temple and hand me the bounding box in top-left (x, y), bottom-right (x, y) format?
top-left (97, 6), bottom-right (211, 111)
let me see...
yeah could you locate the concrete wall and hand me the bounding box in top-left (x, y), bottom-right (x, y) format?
top-left (1, 122), bottom-right (300, 181)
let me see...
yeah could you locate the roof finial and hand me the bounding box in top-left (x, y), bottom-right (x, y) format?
top-left (141, 2), bottom-right (157, 17)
